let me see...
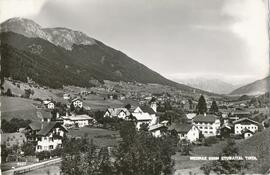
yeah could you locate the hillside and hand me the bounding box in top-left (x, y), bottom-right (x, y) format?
top-left (237, 128), bottom-right (270, 174)
top-left (0, 18), bottom-right (207, 94)
top-left (230, 76), bottom-right (270, 96)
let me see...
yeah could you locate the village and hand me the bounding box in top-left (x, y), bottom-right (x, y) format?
top-left (1, 78), bottom-right (270, 174)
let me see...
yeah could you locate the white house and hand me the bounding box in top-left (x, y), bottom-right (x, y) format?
top-left (233, 118), bottom-right (259, 135)
top-left (192, 114), bottom-right (221, 137)
top-left (43, 100), bottom-right (55, 109)
top-left (62, 114), bottom-right (93, 128)
top-left (35, 122), bottom-right (68, 152)
top-left (168, 123), bottom-right (200, 142)
top-left (71, 98), bottom-right (83, 108)
top-left (104, 108), bottom-right (130, 119)
top-left (132, 105), bottom-right (158, 129)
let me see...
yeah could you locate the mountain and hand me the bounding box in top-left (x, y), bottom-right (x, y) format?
top-left (175, 78), bottom-right (240, 94)
top-left (230, 76), bottom-right (270, 95)
top-left (0, 17), bottom-right (208, 94)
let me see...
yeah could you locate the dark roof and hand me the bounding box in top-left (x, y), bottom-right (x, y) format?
top-left (241, 128), bottom-right (254, 134)
top-left (168, 123), bottom-right (194, 133)
top-left (232, 111), bottom-right (251, 115)
top-left (28, 122), bottom-right (42, 131)
top-left (233, 118), bottom-right (259, 125)
top-left (193, 114), bottom-right (218, 123)
top-left (37, 122), bottom-right (68, 136)
top-left (139, 105), bottom-right (156, 114)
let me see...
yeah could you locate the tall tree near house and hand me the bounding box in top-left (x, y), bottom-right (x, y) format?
top-left (197, 95), bottom-right (207, 114)
top-left (209, 100), bottom-right (219, 114)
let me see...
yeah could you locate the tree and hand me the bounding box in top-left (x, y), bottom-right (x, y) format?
top-left (209, 101), bottom-right (219, 114)
top-left (197, 95), bottom-right (207, 114)
top-left (124, 103), bottom-right (131, 110)
top-left (6, 88), bottom-right (13, 96)
top-left (200, 139), bottom-right (248, 174)
top-left (21, 142), bottom-right (35, 156)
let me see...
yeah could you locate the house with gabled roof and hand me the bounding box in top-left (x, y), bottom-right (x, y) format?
top-left (149, 124), bottom-right (167, 137)
top-left (104, 108), bottom-right (131, 119)
top-left (35, 122), bottom-right (68, 152)
top-left (62, 114), bottom-right (94, 128)
top-left (233, 118), bottom-right (259, 135)
top-left (43, 100), bottom-right (55, 109)
top-left (71, 97), bottom-right (83, 108)
top-left (168, 123), bottom-right (200, 142)
top-left (192, 114), bottom-right (220, 137)
top-left (132, 105), bottom-right (158, 129)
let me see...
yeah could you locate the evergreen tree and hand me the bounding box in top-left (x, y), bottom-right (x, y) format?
top-left (197, 95), bottom-right (207, 114)
top-left (209, 100), bottom-right (219, 114)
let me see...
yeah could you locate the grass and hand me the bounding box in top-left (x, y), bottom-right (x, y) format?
top-left (0, 96), bottom-right (39, 121)
top-left (67, 127), bottom-right (120, 147)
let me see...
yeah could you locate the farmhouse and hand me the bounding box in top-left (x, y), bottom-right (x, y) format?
top-left (35, 122), bottom-right (67, 152)
top-left (62, 114), bottom-right (94, 128)
top-left (43, 100), bottom-right (55, 109)
top-left (71, 97), bottom-right (83, 108)
top-left (168, 123), bottom-right (200, 142)
top-left (192, 114), bottom-right (220, 137)
top-left (233, 118), bottom-right (259, 135)
top-left (132, 105), bottom-right (158, 129)
top-left (104, 108), bottom-right (130, 119)
top-left (1, 132), bottom-right (27, 148)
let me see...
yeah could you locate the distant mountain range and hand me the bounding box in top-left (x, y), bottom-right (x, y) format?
top-left (230, 76), bottom-right (270, 95)
top-left (0, 17), bottom-right (209, 95)
top-left (175, 78), bottom-right (242, 94)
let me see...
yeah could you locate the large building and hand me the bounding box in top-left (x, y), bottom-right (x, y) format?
top-left (104, 108), bottom-right (131, 119)
top-left (233, 118), bottom-right (259, 136)
top-left (132, 105), bottom-right (158, 129)
top-left (62, 114), bottom-right (94, 128)
top-left (168, 123), bottom-right (200, 142)
top-left (192, 114), bottom-right (220, 137)
top-left (35, 122), bottom-right (68, 152)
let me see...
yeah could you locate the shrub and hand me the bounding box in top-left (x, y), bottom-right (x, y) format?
top-left (203, 136), bottom-right (218, 146)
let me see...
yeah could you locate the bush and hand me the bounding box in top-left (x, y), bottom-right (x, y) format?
top-left (36, 151), bottom-right (51, 160)
top-left (203, 136), bottom-right (218, 146)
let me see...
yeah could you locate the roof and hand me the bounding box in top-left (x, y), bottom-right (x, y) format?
top-left (37, 122), bottom-right (68, 136)
top-left (106, 108), bottom-right (130, 117)
top-left (139, 106), bottom-right (156, 115)
top-left (71, 97), bottom-right (82, 102)
top-left (27, 121), bottom-right (42, 131)
top-left (63, 114), bottom-right (93, 121)
top-left (232, 111), bottom-right (251, 115)
top-left (168, 123), bottom-right (195, 133)
top-left (149, 124), bottom-right (167, 131)
top-left (233, 118), bottom-right (259, 125)
top-left (193, 114), bottom-right (218, 123)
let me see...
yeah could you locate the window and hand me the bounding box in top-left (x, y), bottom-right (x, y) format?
top-left (209, 131), bottom-right (213, 133)
top-left (204, 131), bottom-right (208, 133)
top-left (49, 145), bottom-right (54, 149)
top-left (199, 127), bottom-right (203, 129)
top-left (49, 137), bottom-right (53, 142)
top-left (204, 127), bottom-right (208, 129)
top-left (209, 127), bottom-right (213, 129)
top-left (37, 145), bottom-right (42, 149)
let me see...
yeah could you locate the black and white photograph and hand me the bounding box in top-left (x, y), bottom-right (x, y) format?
top-left (0, 0), bottom-right (269, 174)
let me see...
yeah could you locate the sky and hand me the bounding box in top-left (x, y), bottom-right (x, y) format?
top-left (0, 0), bottom-right (269, 85)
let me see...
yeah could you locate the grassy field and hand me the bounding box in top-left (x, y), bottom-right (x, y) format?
top-left (67, 127), bottom-right (121, 147)
top-left (1, 96), bottom-right (39, 121)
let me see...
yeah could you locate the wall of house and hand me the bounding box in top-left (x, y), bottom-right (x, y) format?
top-left (186, 126), bottom-right (200, 142)
top-left (194, 120), bottom-right (220, 137)
top-left (36, 129), bottom-right (64, 152)
top-left (234, 123), bottom-right (258, 135)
